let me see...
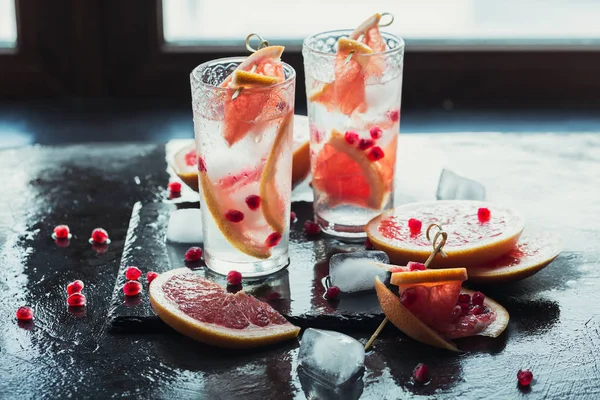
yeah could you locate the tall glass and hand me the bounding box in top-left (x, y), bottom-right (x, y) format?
top-left (303, 30), bottom-right (404, 239)
top-left (190, 58), bottom-right (296, 277)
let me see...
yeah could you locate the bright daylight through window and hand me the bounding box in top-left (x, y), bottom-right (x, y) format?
top-left (0, 0), bottom-right (17, 47)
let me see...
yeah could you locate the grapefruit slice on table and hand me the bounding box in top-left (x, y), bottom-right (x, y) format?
top-left (467, 232), bottom-right (562, 284)
top-left (312, 129), bottom-right (396, 209)
top-left (366, 200), bottom-right (525, 267)
top-left (221, 46), bottom-right (286, 146)
top-left (150, 268), bottom-right (300, 348)
top-left (375, 267), bottom-right (509, 351)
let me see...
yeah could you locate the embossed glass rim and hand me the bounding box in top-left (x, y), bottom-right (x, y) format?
top-left (303, 29), bottom-right (405, 57)
top-left (190, 57), bottom-right (296, 92)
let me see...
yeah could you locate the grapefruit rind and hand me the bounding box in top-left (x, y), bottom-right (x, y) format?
top-left (221, 46), bottom-right (285, 88)
top-left (390, 268), bottom-right (468, 287)
top-left (366, 200), bottom-right (525, 267)
top-left (461, 289), bottom-right (509, 338)
top-left (149, 268), bottom-right (300, 348)
top-left (230, 70), bottom-right (282, 89)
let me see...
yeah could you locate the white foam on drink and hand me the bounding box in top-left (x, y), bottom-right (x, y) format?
top-left (329, 251), bottom-right (390, 293)
top-left (166, 209), bottom-right (203, 244)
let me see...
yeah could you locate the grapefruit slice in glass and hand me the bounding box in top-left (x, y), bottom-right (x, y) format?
top-left (366, 200), bottom-right (525, 267)
top-left (150, 268), bottom-right (300, 348)
top-left (467, 232), bottom-right (562, 284)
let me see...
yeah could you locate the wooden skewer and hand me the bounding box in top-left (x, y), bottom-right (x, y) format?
top-left (364, 224), bottom-right (448, 351)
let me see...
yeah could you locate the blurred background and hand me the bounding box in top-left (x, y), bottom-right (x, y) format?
top-left (2, 0), bottom-right (600, 147)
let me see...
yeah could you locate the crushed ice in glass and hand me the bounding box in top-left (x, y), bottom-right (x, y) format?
top-left (329, 251), bottom-right (390, 293)
top-left (166, 209), bottom-right (203, 244)
top-left (298, 328), bottom-right (365, 388)
top-left (436, 168), bottom-right (486, 201)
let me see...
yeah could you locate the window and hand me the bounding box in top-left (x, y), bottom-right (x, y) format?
top-left (0, 0), bottom-right (17, 47)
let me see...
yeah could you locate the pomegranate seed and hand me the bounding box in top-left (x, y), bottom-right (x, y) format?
top-left (168, 181), bottom-right (182, 193)
top-left (369, 126), bottom-right (383, 139)
top-left (472, 291), bottom-right (485, 306)
top-left (53, 225), bottom-right (70, 239)
top-left (184, 247), bottom-right (203, 262)
top-left (368, 147), bottom-right (385, 162)
top-left (225, 209), bottom-right (244, 223)
top-left (91, 228), bottom-right (109, 244)
top-left (358, 138), bottom-right (375, 150)
top-left (290, 211), bottom-right (297, 223)
top-left (408, 218), bottom-right (422, 234)
top-left (478, 207), bottom-right (491, 222)
top-left (16, 306), bottom-right (33, 321)
top-left (389, 109), bottom-right (400, 123)
top-left (413, 363), bottom-right (429, 383)
top-left (450, 305), bottom-right (462, 320)
top-left (125, 266), bottom-right (142, 280)
top-left (198, 156), bottom-right (207, 172)
top-left (471, 305), bottom-right (484, 315)
top-left (304, 220), bottom-right (321, 236)
top-left (123, 280), bottom-right (142, 296)
top-left (245, 195), bottom-right (261, 210)
top-left (66, 280), bottom-right (84, 295)
top-left (227, 270), bottom-right (242, 286)
top-left (460, 303), bottom-right (470, 315)
top-left (146, 271), bottom-right (159, 284)
top-left (344, 131), bottom-right (359, 145)
top-left (517, 369), bottom-right (533, 386)
top-left (458, 293), bottom-right (471, 304)
top-left (401, 288), bottom-right (417, 306)
top-left (326, 286), bottom-right (341, 299)
top-left (408, 261), bottom-right (426, 271)
top-left (265, 232), bottom-right (282, 247)
top-left (365, 238), bottom-right (375, 250)
top-left (67, 293), bottom-right (87, 307)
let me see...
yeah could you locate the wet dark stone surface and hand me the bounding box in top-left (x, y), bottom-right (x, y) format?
top-left (0, 134), bottom-right (599, 399)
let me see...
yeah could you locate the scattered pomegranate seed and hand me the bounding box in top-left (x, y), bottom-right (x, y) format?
top-left (184, 247), bottom-right (203, 262)
top-left (198, 156), bottom-right (207, 172)
top-left (471, 291), bottom-right (485, 306)
top-left (344, 131), bottom-right (359, 145)
top-left (471, 305), bottom-right (484, 315)
top-left (326, 286), bottom-right (341, 299)
top-left (227, 270), bottom-right (242, 286)
top-left (123, 280), bottom-right (142, 296)
top-left (125, 266), bottom-right (142, 280)
top-left (16, 306), bottom-right (33, 321)
top-left (290, 211), bottom-right (297, 223)
top-left (367, 147), bottom-right (385, 162)
top-left (245, 195), bottom-right (261, 210)
top-left (168, 181), bottom-right (182, 193)
top-left (458, 293), bottom-right (471, 304)
top-left (400, 288), bottom-right (417, 306)
top-left (265, 232), bottom-right (282, 247)
top-left (67, 293), bottom-right (87, 307)
top-left (389, 109), bottom-right (400, 123)
top-left (408, 218), bottom-right (422, 234)
top-left (146, 271), bottom-right (159, 284)
top-left (517, 369), bottom-right (533, 386)
top-left (365, 238), bottom-right (375, 250)
top-left (53, 225), bottom-right (70, 239)
top-left (91, 228), bottom-right (109, 244)
top-left (369, 126), bottom-right (383, 139)
top-left (413, 363), bottom-right (429, 384)
top-left (478, 207), bottom-right (491, 223)
top-left (408, 261), bottom-right (426, 271)
top-left (225, 209), bottom-right (244, 223)
top-left (304, 220), bottom-right (321, 236)
top-left (66, 280), bottom-right (84, 295)
top-left (358, 138), bottom-right (375, 150)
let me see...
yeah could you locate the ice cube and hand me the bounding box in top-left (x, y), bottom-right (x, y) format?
top-left (329, 251), bottom-right (390, 293)
top-left (298, 367), bottom-right (364, 400)
top-left (166, 209), bottom-right (203, 244)
top-left (436, 168), bottom-right (486, 201)
top-left (298, 328), bottom-right (365, 388)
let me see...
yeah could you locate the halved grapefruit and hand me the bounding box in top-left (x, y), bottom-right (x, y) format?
top-left (467, 232), bottom-right (562, 284)
top-left (366, 201), bottom-right (525, 267)
top-left (375, 268), bottom-right (509, 351)
top-left (312, 129), bottom-right (396, 209)
top-left (150, 268), bottom-right (300, 348)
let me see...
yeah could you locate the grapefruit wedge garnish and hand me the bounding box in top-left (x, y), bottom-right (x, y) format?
top-left (349, 13), bottom-right (387, 76)
top-left (366, 201), bottom-right (525, 267)
top-left (312, 129), bottom-right (395, 209)
top-left (221, 46), bottom-right (286, 146)
top-left (467, 232), bottom-right (562, 284)
top-left (375, 267), bottom-right (509, 351)
top-left (150, 268), bottom-right (300, 348)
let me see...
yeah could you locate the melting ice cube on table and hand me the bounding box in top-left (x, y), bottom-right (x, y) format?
top-left (166, 209), bottom-right (203, 244)
top-left (329, 251), bottom-right (390, 293)
top-left (298, 328), bottom-right (365, 388)
top-left (436, 168), bottom-right (486, 201)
